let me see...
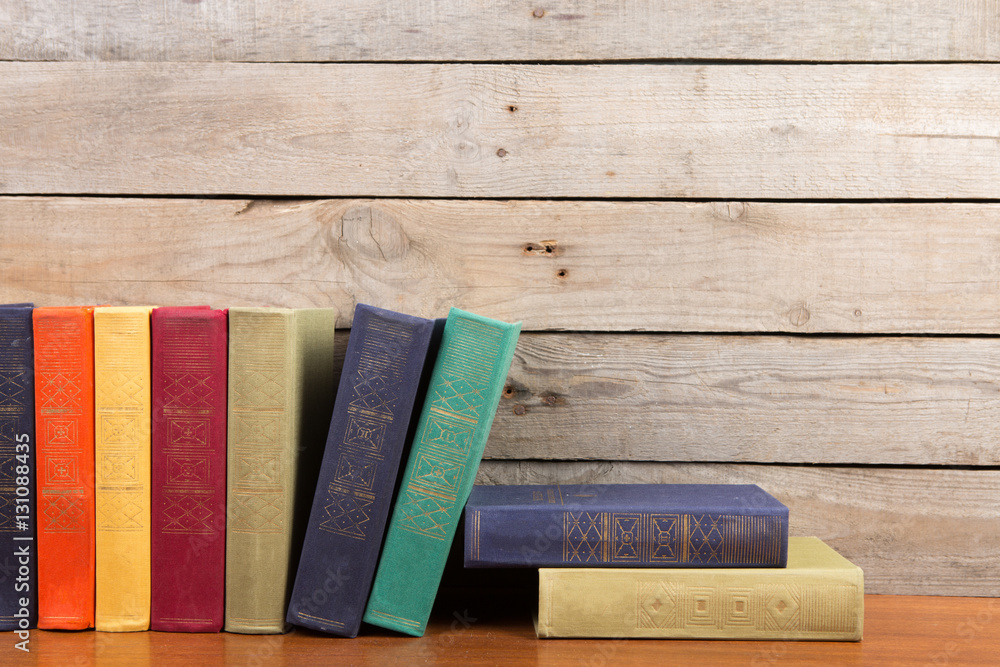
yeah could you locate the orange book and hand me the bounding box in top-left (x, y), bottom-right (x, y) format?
top-left (33, 307), bottom-right (96, 629)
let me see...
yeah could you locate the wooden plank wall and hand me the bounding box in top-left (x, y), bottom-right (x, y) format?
top-left (2, 2), bottom-right (998, 596)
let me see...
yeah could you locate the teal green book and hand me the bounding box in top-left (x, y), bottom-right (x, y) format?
top-left (363, 308), bottom-right (520, 636)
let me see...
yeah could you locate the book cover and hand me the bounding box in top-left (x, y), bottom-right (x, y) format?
top-left (94, 306), bottom-right (154, 632)
top-left (465, 483), bottom-right (788, 568)
top-left (33, 307), bottom-right (96, 630)
top-left (150, 307), bottom-right (227, 632)
top-left (287, 304), bottom-right (435, 637)
top-left (0, 304), bottom-right (36, 632)
top-left (363, 308), bottom-right (521, 637)
top-left (226, 308), bottom-right (337, 634)
top-left (536, 536), bottom-right (864, 640)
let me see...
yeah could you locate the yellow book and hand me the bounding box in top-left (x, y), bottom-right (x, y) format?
top-left (537, 537), bottom-right (863, 641)
top-left (94, 306), bottom-right (154, 632)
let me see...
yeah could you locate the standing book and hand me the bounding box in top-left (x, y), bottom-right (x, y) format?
top-left (226, 308), bottom-right (337, 634)
top-left (465, 483), bottom-right (788, 568)
top-left (536, 536), bottom-right (864, 640)
top-left (364, 308), bottom-right (521, 637)
top-left (0, 304), bottom-right (36, 632)
top-left (151, 307), bottom-right (228, 632)
top-left (33, 306), bottom-right (96, 630)
top-left (287, 304), bottom-right (436, 637)
top-left (94, 306), bottom-right (154, 632)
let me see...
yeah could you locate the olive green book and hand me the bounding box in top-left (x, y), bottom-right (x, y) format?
top-left (363, 308), bottom-right (521, 637)
top-left (537, 537), bottom-right (863, 640)
top-left (225, 308), bottom-right (336, 634)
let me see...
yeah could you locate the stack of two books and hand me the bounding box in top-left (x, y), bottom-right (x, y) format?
top-left (464, 484), bottom-right (864, 641)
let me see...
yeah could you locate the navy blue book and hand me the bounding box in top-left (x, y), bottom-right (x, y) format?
top-left (287, 304), bottom-right (436, 637)
top-left (0, 304), bottom-right (36, 634)
top-left (465, 484), bottom-right (789, 568)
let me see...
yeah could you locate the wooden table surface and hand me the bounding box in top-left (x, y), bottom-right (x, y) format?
top-left (7, 594), bottom-right (998, 666)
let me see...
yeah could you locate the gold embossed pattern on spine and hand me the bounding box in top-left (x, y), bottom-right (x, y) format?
top-left (94, 307), bottom-right (153, 632)
top-left (36, 316), bottom-right (88, 537)
top-left (226, 309), bottom-right (289, 633)
top-left (0, 310), bottom-right (32, 630)
top-left (634, 582), bottom-right (859, 633)
top-left (160, 317), bottom-right (218, 539)
top-left (34, 308), bottom-right (95, 629)
top-left (396, 317), bottom-right (503, 541)
top-left (563, 513), bottom-right (784, 565)
top-left (0, 316), bottom-right (29, 541)
top-left (318, 319), bottom-right (411, 542)
top-left (470, 510), bottom-right (481, 562)
top-left (538, 537), bottom-right (863, 640)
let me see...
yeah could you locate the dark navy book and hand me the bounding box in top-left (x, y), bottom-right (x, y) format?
top-left (0, 304), bottom-right (36, 633)
top-left (465, 484), bottom-right (789, 568)
top-left (287, 304), bottom-right (436, 637)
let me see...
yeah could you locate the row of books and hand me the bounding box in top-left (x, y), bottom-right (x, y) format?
top-left (0, 302), bottom-right (520, 637)
top-left (1, 301), bottom-right (862, 642)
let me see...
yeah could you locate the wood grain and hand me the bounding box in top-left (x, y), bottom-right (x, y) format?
top-left (14, 597), bottom-right (1000, 666)
top-left (477, 461), bottom-right (1000, 597)
top-left (489, 333), bottom-right (1000, 465)
top-left (4, 63), bottom-right (1000, 198)
top-left (7, 197), bottom-right (1000, 335)
top-left (3, 1), bottom-right (999, 62)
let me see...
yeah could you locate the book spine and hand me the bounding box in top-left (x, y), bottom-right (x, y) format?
top-left (34, 307), bottom-right (95, 630)
top-left (0, 306), bottom-right (36, 632)
top-left (467, 508), bottom-right (787, 568)
top-left (226, 309), bottom-right (291, 634)
top-left (94, 307), bottom-right (153, 632)
top-left (287, 305), bottom-right (434, 637)
top-left (537, 566), bottom-right (863, 640)
top-left (226, 309), bottom-right (336, 634)
top-left (363, 308), bottom-right (521, 637)
top-left (150, 308), bottom-right (227, 632)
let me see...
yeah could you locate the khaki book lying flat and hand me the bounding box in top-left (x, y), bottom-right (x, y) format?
top-left (537, 537), bottom-right (863, 641)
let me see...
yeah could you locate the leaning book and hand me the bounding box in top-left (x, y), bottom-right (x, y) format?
top-left (287, 304), bottom-right (435, 637)
top-left (364, 308), bottom-right (521, 637)
top-left (536, 536), bottom-right (863, 640)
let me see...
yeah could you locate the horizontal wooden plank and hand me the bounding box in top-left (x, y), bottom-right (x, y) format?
top-left (2, 1), bottom-right (998, 62)
top-left (6, 197), bottom-right (1000, 334)
top-left (3, 63), bottom-right (1000, 198)
top-left (477, 461), bottom-right (1000, 596)
top-left (487, 334), bottom-right (1000, 465)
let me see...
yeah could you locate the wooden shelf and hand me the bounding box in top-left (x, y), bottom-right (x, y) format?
top-left (11, 595), bottom-right (999, 665)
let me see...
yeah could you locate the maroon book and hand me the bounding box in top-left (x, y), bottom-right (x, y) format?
top-left (150, 307), bottom-right (227, 632)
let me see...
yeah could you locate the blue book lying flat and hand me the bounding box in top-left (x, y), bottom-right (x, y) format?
top-left (465, 484), bottom-right (788, 568)
top-left (287, 304), bottom-right (436, 637)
